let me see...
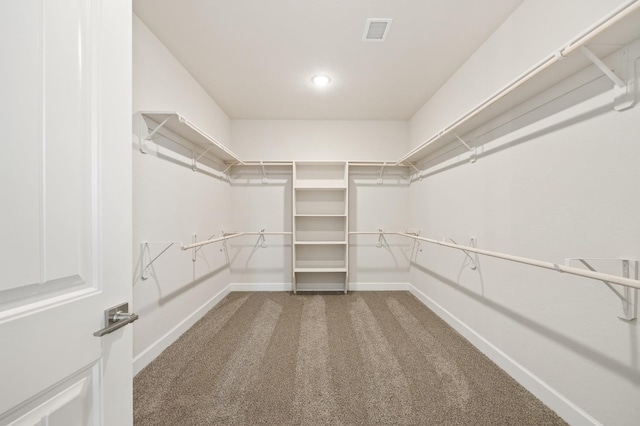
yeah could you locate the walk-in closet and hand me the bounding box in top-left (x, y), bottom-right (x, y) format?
top-left (2, 1), bottom-right (639, 425)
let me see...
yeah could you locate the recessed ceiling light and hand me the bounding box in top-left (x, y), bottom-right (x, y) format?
top-left (311, 75), bottom-right (331, 86)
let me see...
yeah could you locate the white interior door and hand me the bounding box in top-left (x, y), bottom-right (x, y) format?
top-left (0, 1), bottom-right (132, 425)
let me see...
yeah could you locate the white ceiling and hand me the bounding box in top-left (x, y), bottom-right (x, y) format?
top-left (133, 0), bottom-right (524, 121)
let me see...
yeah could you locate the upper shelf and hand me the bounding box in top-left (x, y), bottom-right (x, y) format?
top-left (398, 2), bottom-right (640, 165)
top-left (138, 111), bottom-right (244, 164)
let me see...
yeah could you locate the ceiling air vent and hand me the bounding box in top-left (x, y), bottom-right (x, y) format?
top-left (363, 18), bottom-right (392, 41)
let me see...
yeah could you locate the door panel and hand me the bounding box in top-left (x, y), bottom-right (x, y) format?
top-left (43, 0), bottom-right (92, 283)
top-left (1, 0), bottom-right (44, 291)
top-left (5, 366), bottom-right (97, 426)
top-left (0, 0), bottom-right (132, 424)
top-left (1, 0), bottom-right (92, 292)
top-left (0, 294), bottom-right (101, 416)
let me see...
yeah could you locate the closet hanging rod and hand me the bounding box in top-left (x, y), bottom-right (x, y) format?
top-left (348, 162), bottom-right (412, 167)
top-left (231, 161), bottom-right (294, 166)
top-left (180, 231), bottom-right (292, 251)
top-left (226, 161), bottom-right (413, 167)
top-left (348, 231), bottom-right (412, 235)
top-left (388, 232), bottom-right (640, 290)
top-left (396, 0), bottom-right (640, 165)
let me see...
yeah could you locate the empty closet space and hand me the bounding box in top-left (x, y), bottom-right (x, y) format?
top-left (132, 2), bottom-right (640, 425)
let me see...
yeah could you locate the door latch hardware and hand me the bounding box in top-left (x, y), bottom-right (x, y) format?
top-left (93, 302), bottom-right (139, 337)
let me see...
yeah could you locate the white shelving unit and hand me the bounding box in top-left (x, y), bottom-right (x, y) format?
top-left (292, 162), bottom-right (349, 293)
top-left (137, 111), bottom-right (244, 166)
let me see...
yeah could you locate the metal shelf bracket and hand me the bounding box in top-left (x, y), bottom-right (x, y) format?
top-left (378, 163), bottom-right (386, 184)
top-left (256, 229), bottom-right (268, 249)
top-left (580, 46), bottom-right (626, 87)
top-left (580, 45), bottom-right (636, 111)
top-left (192, 146), bottom-right (214, 171)
top-left (140, 115), bottom-right (172, 154)
top-left (565, 258), bottom-right (637, 321)
top-left (454, 134), bottom-right (477, 163)
top-left (140, 241), bottom-right (177, 280)
top-left (376, 228), bottom-right (387, 248)
top-left (445, 237), bottom-right (478, 270)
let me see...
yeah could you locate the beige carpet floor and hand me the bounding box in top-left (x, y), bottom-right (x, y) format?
top-left (134, 291), bottom-right (566, 425)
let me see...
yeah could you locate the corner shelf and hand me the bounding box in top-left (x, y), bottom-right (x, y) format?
top-left (137, 111), bottom-right (244, 165)
top-left (292, 161), bottom-right (349, 293)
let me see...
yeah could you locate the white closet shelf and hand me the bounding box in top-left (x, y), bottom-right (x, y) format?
top-left (294, 214), bottom-right (347, 217)
top-left (294, 241), bottom-right (347, 245)
top-left (139, 111), bottom-right (244, 164)
top-left (294, 185), bottom-right (347, 190)
top-left (294, 268), bottom-right (348, 273)
top-left (397, 2), bottom-right (640, 165)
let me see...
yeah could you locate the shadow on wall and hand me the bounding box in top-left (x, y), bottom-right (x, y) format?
top-left (133, 241), bottom-right (230, 312)
top-left (410, 262), bottom-right (640, 385)
top-left (412, 75), bottom-right (614, 182)
top-left (133, 116), bottom-right (229, 183)
top-left (135, 264), bottom-right (230, 318)
top-left (228, 167), bottom-right (293, 236)
top-left (223, 240), bottom-right (292, 268)
top-left (348, 241), bottom-right (414, 271)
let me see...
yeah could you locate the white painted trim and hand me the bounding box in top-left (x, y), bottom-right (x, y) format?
top-left (229, 282), bottom-right (410, 292)
top-left (0, 286), bottom-right (98, 324)
top-left (407, 283), bottom-right (602, 426)
top-left (133, 284), bottom-right (233, 375)
top-left (230, 283), bottom-right (291, 292)
top-left (349, 282), bottom-right (410, 291)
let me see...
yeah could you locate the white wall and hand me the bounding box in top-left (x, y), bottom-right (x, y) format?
top-left (229, 120), bottom-right (411, 289)
top-left (132, 15), bottom-right (233, 373)
top-left (410, 0), bottom-right (626, 149)
top-left (133, 15), bottom-right (232, 148)
top-left (408, 1), bottom-right (640, 424)
top-left (348, 167), bottom-right (411, 288)
top-left (232, 119), bottom-right (408, 161)
top-left (227, 165), bottom-right (293, 289)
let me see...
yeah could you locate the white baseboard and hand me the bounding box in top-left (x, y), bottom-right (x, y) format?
top-left (407, 284), bottom-right (601, 426)
top-left (229, 282), bottom-right (410, 292)
top-left (133, 283), bottom-right (233, 376)
top-left (230, 283), bottom-right (291, 292)
top-left (349, 282), bottom-right (410, 291)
